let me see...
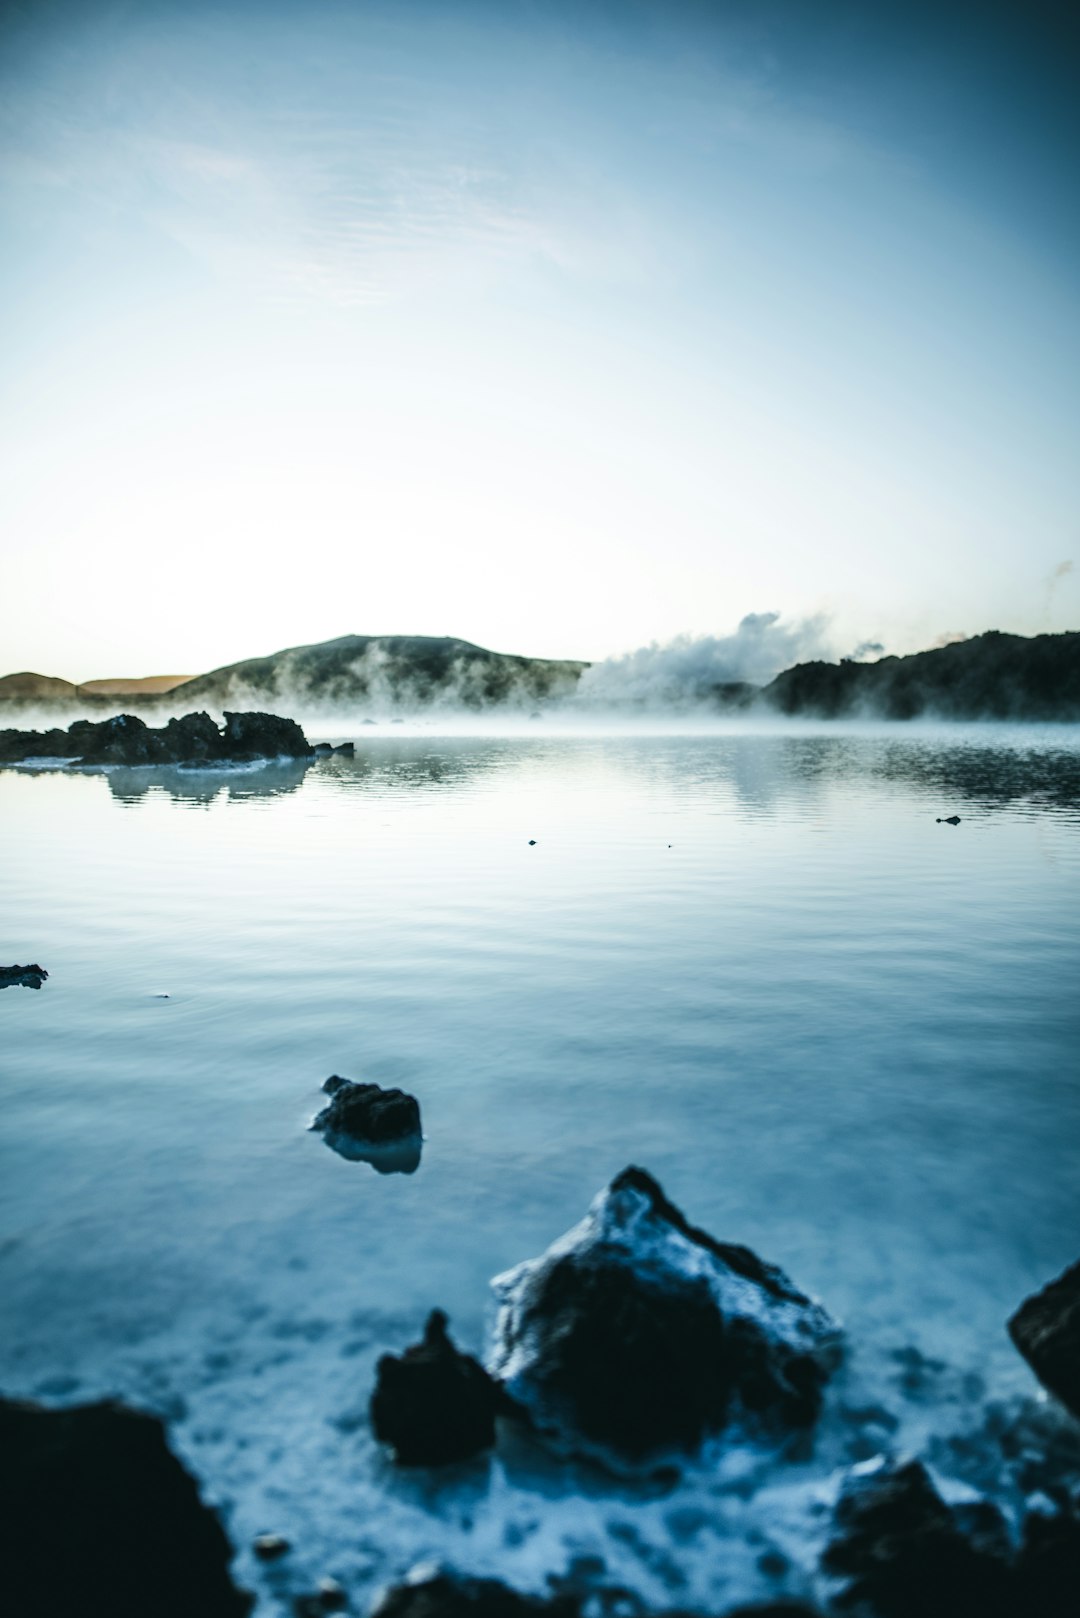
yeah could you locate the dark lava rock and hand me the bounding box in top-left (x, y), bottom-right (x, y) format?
top-left (0, 709), bottom-right (314, 767)
top-left (936, 814), bottom-right (962, 824)
top-left (1008, 1260), bottom-right (1080, 1422)
top-left (0, 963), bottom-right (48, 989)
top-left (370, 1571), bottom-right (579, 1617)
top-left (822, 1458), bottom-right (1009, 1617)
top-left (313, 1075), bottom-right (422, 1171)
top-left (0, 1396), bottom-right (252, 1618)
top-left (371, 1309), bottom-right (507, 1465)
top-left (487, 1166), bottom-right (841, 1465)
top-left (1016, 1506), bottom-right (1080, 1617)
top-left (221, 709), bottom-right (311, 760)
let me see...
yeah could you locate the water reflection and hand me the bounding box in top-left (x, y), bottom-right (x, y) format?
top-left (1, 758), bottom-right (313, 804)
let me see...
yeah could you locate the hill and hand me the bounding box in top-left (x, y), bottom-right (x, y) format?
top-left (177, 634), bottom-right (588, 711)
top-left (77, 676), bottom-right (194, 697)
top-left (761, 631), bottom-right (1080, 720)
top-left (0, 672), bottom-right (79, 703)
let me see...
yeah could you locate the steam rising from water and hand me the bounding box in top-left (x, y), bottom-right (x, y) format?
top-left (576, 613), bottom-right (832, 708)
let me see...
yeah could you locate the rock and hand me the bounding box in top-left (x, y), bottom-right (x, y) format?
top-left (332, 742), bottom-right (355, 756)
top-left (0, 963), bottom-right (48, 990)
top-left (312, 1076), bottom-right (422, 1171)
top-left (1008, 1260), bottom-right (1080, 1421)
top-left (936, 815), bottom-right (962, 825)
top-left (296, 1576), bottom-right (349, 1614)
top-left (371, 1309), bottom-right (507, 1465)
top-left (369, 1570), bottom-right (579, 1617)
top-left (822, 1458), bottom-right (1009, 1617)
top-left (528, 839), bottom-right (536, 845)
top-left (0, 1396), bottom-right (252, 1617)
top-left (487, 1166), bottom-right (841, 1465)
top-left (221, 710), bottom-right (311, 760)
top-left (253, 1532), bottom-right (291, 1560)
top-left (0, 710), bottom-right (314, 767)
top-left (1016, 1506), bottom-right (1080, 1617)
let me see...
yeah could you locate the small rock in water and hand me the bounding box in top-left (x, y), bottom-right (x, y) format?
top-left (488, 1165), bottom-right (841, 1465)
top-left (936, 815), bottom-right (962, 824)
top-left (528, 839), bottom-right (536, 846)
top-left (370, 1309), bottom-right (507, 1466)
top-left (253, 1532), bottom-right (290, 1561)
top-left (311, 1076), bottom-right (422, 1171)
top-left (1009, 1258), bottom-right (1080, 1422)
top-left (0, 963), bottom-right (48, 990)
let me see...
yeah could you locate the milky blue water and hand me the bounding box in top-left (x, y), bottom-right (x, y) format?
top-left (2, 726), bottom-right (1079, 1612)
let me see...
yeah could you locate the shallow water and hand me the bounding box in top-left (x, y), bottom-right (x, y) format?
top-left (2, 725), bottom-right (1079, 1612)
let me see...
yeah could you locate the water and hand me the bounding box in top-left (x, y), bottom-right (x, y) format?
top-left (2, 725), bottom-right (1079, 1612)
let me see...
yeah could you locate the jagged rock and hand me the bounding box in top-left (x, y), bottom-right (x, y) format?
top-left (371, 1310), bottom-right (506, 1465)
top-left (0, 1396), bottom-right (251, 1618)
top-left (0, 963), bottom-right (48, 990)
top-left (936, 815), bottom-right (962, 825)
top-left (312, 1075), bottom-right (422, 1171)
top-left (369, 1570), bottom-right (579, 1617)
top-left (220, 710), bottom-right (311, 759)
top-left (487, 1166), bottom-right (841, 1464)
top-left (1016, 1506), bottom-right (1080, 1617)
top-left (0, 710), bottom-right (314, 767)
top-left (1009, 1260), bottom-right (1080, 1422)
top-left (163, 710), bottom-right (227, 762)
top-left (822, 1458), bottom-right (1009, 1617)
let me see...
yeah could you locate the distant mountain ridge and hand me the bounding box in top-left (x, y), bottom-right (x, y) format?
top-left (176, 633), bottom-right (587, 710)
top-left (0, 672), bottom-right (193, 704)
top-left (760, 630), bottom-right (1080, 721)
top-left (2, 629), bottom-right (1078, 720)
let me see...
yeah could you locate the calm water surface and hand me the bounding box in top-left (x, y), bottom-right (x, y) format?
top-left (2, 726), bottom-right (1079, 1611)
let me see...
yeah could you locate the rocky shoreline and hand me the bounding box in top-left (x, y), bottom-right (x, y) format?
top-left (0, 709), bottom-right (356, 769)
top-left (5, 1160), bottom-right (1078, 1618)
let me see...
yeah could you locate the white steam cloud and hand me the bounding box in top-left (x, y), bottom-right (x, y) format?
top-left (575, 613), bottom-right (832, 709)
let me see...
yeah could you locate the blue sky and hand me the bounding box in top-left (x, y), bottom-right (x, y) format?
top-left (1, 0), bottom-right (1077, 679)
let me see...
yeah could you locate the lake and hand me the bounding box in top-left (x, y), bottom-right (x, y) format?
top-left (2, 723), bottom-right (1079, 1613)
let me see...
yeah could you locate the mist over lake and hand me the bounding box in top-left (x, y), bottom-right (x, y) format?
top-left (3, 723), bottom-right (1078, 1613)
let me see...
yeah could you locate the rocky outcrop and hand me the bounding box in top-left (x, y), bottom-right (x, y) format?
top-left (1009, 1260), bottom-right (1080, 1421)
top-left (0, 710), bottom-right (313, 767)
top-left (487, 1166), bottom-right (841, 1465)
top-left (0, 964), bottom-right (48, 990)
top-left (822, 1459), bottom-right (1009, 1617)
top-left (312, 1076), bottom-right (422, 1172)
top-left (370, 1571), bottom-right (579, 1617)
top-left (369, 1571), bottom-right (820, 1617)
top-left (0, 1396), bottom-right (251, 1618)
top-left (370, 1310), bottom-right (508, 1465)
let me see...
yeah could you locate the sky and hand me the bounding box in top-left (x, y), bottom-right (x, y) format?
top-left (1, 0), bottom-right (1078, 681)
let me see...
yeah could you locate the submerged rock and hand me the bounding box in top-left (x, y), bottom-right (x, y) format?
top-left (371, 1310), bottom-right (507, 1465)
top-left (1008, 1260), bottom-right (1080, 1422)
top-left (0, 1396), bottom-right (252, 1618)
top-left (936, 815), bottom-right (962, 825)
top-left (487, 1166), bottom-right (841, 1465)
top-left (822, 1458), bottom-right (1009, 1618)
top-left (0, 963), bottom-right (48, 990)
top-left (312, 1075), bottom-right (422, 1171)
top-left (0, 709), bottom-right (313, 768)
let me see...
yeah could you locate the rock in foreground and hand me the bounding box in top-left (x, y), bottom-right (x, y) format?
top-left (371, 1310), bottom-right (506, 1465)
top-left (0, 963), bottom-right (48, 990)
top-left (823, 1458), bottom-right (1008, 1617)
top-left (1009, 1259), bottom-right (1080, 1422)
top-left (488, 1166), bottom-right (841, 1464)
top-left (0, 709), bottom-right (312, 767)
top-left (312, 1075), bottom-right (422, 1172)
top-left (370, 1570), bottom-right (579, 1617)
top-left (0, 1396), bottom-right (251, 1618)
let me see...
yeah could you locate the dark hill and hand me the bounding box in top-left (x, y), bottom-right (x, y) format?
top-left (761, 631), bottom-right (1080, 721)
top-left (177, 634), bottom-right (588, 711)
